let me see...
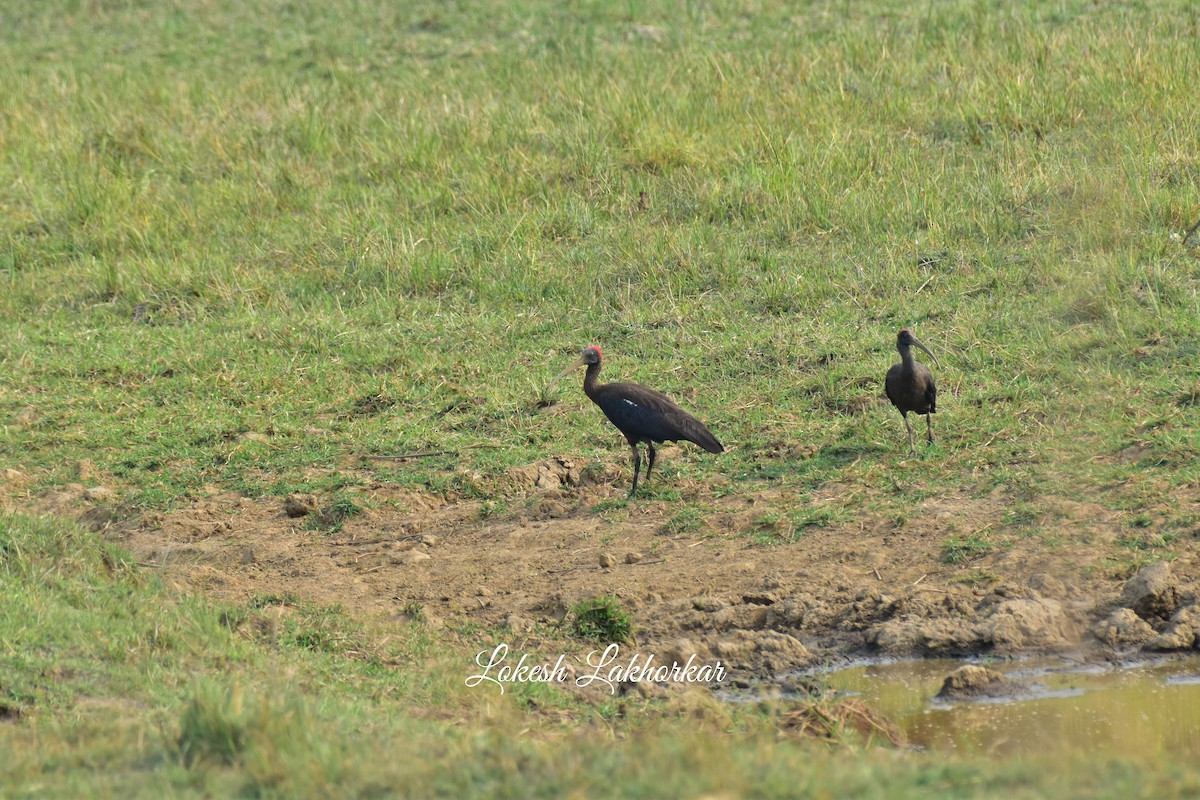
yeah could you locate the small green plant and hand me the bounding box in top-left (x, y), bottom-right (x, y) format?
top-left (568, 596), bottom-right (632, 645)
top-left (788, 505), bottom-right (846, 533)
top-left (1116, 531), bottom-right (1180, 552)
top-left (748, 513), bottom-right (787, 544)
top-left (328, 493), bottom-right (363, 521)
top-left (1001, 504), bottom-right (1039, 529)
top-left (950, 570), bottom-right (1000, 586)
top-left (310, 492), bottom-right (364, 533)
top-left (278, 604), bottom-right (362, 655)
top-left (590, 496), bottom-right (628, 515)
top-left (477, 499), bottom-right (509, 520)
top-left (177, 681), bottom-right (310, 767)
top-left (940, 534), bottom-right (994, 564)
top-left (248, 593), bottom-right (299, 610)
top-left (749, 507), bottom-right (829, 546)
top-left (401, 600), bottom-right (426, 622)
top-left (177, 681), bottom-right (254, 766)
top-left (662, 505), bottom-right (706, 535)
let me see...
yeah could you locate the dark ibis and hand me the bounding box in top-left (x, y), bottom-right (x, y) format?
top-left (884, 329), bottom-right (941, 456)
top-left (550, 346), bottom-right (724, 497)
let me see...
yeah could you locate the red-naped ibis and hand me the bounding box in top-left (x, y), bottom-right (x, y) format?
top-left (550, 346), bottom-right (724, 497)
top-left (885, 329), bottom-right (941, 456)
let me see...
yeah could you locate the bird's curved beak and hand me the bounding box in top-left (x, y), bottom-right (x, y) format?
top-left (911, 336), bottom-right (941, 368)
top-left (546, 355), bottom-right (587, 393)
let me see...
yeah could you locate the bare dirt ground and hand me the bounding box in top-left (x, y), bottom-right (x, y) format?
top-left (15, 456), bottom-right (1200, 684)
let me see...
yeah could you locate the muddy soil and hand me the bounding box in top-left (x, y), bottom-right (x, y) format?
top-left (15, 457), bottom-right (1200, 683)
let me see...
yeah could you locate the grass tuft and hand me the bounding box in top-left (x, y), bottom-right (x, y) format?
top-left (568, 596), bottom-right (634, 645)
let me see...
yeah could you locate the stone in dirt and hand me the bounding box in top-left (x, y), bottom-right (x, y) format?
top-left (659, 638), bottom-right (712, 667)
top-left (283, 494), bottom-right (317, 518)
top-left (1027, 574), bottom-right (1067, 599)
top-left (712, 604), bottom-right (770, 630)
top-left (1147, 604), bottom-right (1200, 651)
top-left (535, 499), bottom-right (569, 519)
top-left (935, 665), bottom-right (1028, 700)
top-left (979, 597), bottom-right (1076, 651)
top-left (398, 549), bottom-right (431, 565)
top-left (83, 486), bottom-right (115, 502)
top-left (1092, 608), bottom-right (1155, 648)
top-left (505, 458), bottom-right (582, 491)
top-left (1118, 561), bottom-right (1178, 624)
top-left (624, 551), bottom-right (643, 564)
top-left (867, 617), bottom-right (979, 656)
top-left (866, 596), bottom-right (1076, 657)
top-left (598, 552), bottom-right (616, 568)
top-left (711, 630), bottom-right (812, 673)
top-left (692, 596), bottom-right (726, 613)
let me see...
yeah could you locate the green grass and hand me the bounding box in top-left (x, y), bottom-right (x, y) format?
top-left (568, 595), bottom-right (634, 645)
top-left (662, 504), bottom-right (707, 535)
top-left (941, 533), bottom-right (1000, 564)
top-left (5, 0), bottom-right (1200, 793)
top-left (3, 0), bottom-right (1200, 523)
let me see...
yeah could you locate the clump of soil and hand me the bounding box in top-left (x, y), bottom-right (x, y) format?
top-left (1118, 561), bottom-right (1179, 625)
top-left (935, 665), bottom-right (1030, 701)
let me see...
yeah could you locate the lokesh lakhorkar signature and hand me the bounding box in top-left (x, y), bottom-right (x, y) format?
top-left (465, 643), bottom-right (726, 695)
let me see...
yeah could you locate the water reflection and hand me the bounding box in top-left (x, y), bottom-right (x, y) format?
top-left (819, 657), bottom-right (1200, 758)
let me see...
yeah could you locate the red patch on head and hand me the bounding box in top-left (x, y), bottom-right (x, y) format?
top-left (898, 328), bottom-right (911, 336)
top-left (587, 345), bottom-right (603, 359)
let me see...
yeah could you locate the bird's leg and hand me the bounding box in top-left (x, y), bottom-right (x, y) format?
top-left (627, 442), bottom-right (641, 498)
top-left (925, 413), bottom-right (934, 445)
top-left (903, 413), bottom-right (916, 457)
top-left (645, 441), bottom-right (657, 484)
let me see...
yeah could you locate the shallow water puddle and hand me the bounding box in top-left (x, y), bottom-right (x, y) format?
top-left (819, 656), bottom-right (1200, 758)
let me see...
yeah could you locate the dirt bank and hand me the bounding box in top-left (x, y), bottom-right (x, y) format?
top-left (18, 457), bottom-right (1200, 683)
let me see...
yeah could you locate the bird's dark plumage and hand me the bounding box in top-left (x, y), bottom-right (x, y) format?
top-left (885, 329), bottom-right (940, 456)
top-left (554, 346), bottom-right (723, 497)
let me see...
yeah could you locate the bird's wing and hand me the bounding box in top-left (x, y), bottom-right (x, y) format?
top-left (596, 383), bottom-right (724, 453)
top-left (925, 372), bottom-right (937, 413)
top-left (884, 365), bottom-right (902, 408)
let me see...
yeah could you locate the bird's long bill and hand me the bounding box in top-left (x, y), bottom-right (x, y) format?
top-left (546, 356), bottom-right (586, 393)
top-left (912, 337), bottom-right (942, 368)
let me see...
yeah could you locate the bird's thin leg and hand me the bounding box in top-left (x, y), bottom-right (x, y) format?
top-left (903, 413), bottom-right (916, 457)
top-left (645, 441), bottom-right (657, 484)
top-left (628, 443), bottom-right (641, 498)
top-left (925, 413), bottom-right (934, 445)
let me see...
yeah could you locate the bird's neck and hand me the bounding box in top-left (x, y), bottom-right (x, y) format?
top-left (898, 344), bottom-right (917, 369)
top-left (583, 362), bottom-right (603, 399)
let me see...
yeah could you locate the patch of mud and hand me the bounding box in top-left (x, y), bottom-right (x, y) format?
top-left (16, 458), bottom-right (1200, 680)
